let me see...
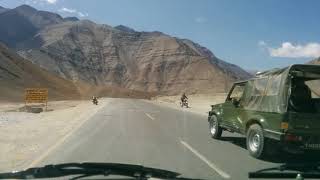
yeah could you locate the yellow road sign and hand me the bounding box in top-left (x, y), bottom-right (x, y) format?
top-left (25, 88), bottom-right (48, 103)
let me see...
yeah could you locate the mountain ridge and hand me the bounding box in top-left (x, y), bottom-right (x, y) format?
top-left (0, 4), bottom-right (63, 48)
top-left (309, 57), bottom-right (320, 65)
top-left (1, 5), bottom-right (252, 95)
top-left (0, 42), bottom-right (154, 101)
top-left (0, 6), bottom-right (8, 14)
top-left (0, 42), bottom-right (81, 101)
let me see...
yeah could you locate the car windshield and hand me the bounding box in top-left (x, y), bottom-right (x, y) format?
top-left (1, 1), bottom-right (320, 180)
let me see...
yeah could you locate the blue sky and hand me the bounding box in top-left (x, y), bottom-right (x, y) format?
top-left (1, 0), bottom-right (320, 71)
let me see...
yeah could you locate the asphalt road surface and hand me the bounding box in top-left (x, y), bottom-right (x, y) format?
top-left (34, 98), bottom-right (301, 180)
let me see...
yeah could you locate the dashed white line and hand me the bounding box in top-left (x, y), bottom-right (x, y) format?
top-left (180, 140), bottom-right (231, 179)
top-left (145, 113), bottom-right (155, 121)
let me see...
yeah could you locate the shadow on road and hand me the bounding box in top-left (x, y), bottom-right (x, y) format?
top-left (220, 136), bottom-right (246, 150)
top-left (220, 136), bottom-right (320, 164)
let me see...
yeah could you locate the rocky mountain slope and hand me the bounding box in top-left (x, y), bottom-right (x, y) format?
top-left (0, 42), bottom-right (152, 101)
top-left (0, 6), bottom-right (9, 14)
top-left (2, 5), bottom-right (252, 95)
top-left (0, 43), bottom-right (81, 101)
top-left (309, 57), bottom-right (320, 65)
top-left (0, 5), bottom-right (64, 48)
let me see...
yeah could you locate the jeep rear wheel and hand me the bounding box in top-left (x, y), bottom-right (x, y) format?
top-left (246, 124), bottom-right (267, 159)
top-left (209, 115), bottom-right (222, 139)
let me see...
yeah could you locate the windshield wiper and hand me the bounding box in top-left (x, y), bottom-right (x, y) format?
top-left (0, 162), bottom-right (201, 180)
top-left (249, 162), bottom-right (320, 179)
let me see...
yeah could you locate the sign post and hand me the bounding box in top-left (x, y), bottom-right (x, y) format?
top-left (25, 88), bottom-right (48, 111)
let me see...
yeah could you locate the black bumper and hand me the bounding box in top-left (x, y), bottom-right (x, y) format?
top-left (263, 129), bottom-right (284, 141)
top-left (264, 130), bottom-right (320, 153)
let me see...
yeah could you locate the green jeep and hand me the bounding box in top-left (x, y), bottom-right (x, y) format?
top-left (208, 64), bottom-right (320, 159)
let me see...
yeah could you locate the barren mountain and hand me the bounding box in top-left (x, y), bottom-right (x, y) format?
top-left (0, 6), bottom-right (8, 14)
top-left (2, 5), bottom-right (251, 95)
top-left (309, 57), bottom-right (320, 65)
top-left (0, 43), bottom-right (81, 101)
top-left (63, 17), bottom-right (79, 22)
top-left (0, 5), bottom-right (65, 48)
top-left (0, 42), bottom-right (152, 101)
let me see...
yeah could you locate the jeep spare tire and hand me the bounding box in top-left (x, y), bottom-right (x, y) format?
top-left (246, 124), bottom-right (267, 158)
top-left (209, 115), bottom-right (222, 139)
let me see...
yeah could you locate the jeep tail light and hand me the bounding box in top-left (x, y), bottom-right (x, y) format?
top-left (284, 134), bottom-right (302, 142)
top-left (281, 122), bottom-right (289, 130)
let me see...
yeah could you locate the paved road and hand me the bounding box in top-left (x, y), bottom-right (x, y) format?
top-left (36, 98), bottom-right (288, 180)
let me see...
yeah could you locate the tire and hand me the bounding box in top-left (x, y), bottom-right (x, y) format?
top-left (209, 115), bottom-right (223, 139)
top-left (246, 124), bottom-right (267, 159)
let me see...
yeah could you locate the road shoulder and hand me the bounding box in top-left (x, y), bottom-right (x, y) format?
top-left (0, 98), bottom-right (110, 171)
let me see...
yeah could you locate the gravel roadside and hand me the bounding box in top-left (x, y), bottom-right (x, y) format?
top-left (0, 98), bottom-right (110, 171)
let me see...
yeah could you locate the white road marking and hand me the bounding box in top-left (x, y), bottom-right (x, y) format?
top-left (180, 140), bottom-right (231, 179)
top-left (145, 113), bottom-right (155, 121)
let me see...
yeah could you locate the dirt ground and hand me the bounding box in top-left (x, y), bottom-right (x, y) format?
top-left (0, 101), bottom-right (81, 112)
top-left (0, 98), bottom-right (110, 171)
top-left (151, 93), bottom-right (227, 115)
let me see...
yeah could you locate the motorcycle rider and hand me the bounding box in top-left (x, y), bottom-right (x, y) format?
top-left (180, 93), bottom-right (188, 106)
top-left (92, 96), bottom-right (98, 105)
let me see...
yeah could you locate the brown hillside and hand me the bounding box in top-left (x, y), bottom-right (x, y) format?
top-left (0, 43), bottom-right (153, 102)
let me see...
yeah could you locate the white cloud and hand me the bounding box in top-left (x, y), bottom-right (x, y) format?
top-left (58, 7), bottom-right (88, 17)
top-left (59, 7), bottom-right (76, 13)
top-left (45, 0), bottom-right (57, 4)
top-left (78, 12), bottom-right (88, 17)
top-left (269, 42), bottom-right (320, 58)
top-left (195, 17), bottom-right (207, 23)
top-left (24, 0), bottom-right (58, 5)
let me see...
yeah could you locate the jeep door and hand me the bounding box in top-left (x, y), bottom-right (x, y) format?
top-left (222, 82), bottom-right (247, 131)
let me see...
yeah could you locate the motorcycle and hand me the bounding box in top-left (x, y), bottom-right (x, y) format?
top-left (92, 98), bottom-right (98, 105)
top-left (180, 98), bottom-right (189, 108)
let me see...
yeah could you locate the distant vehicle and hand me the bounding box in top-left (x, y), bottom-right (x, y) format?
top-left (208, 64), bottom-right (320, 159)
top-left (180, 99), bottom-right (189, 108)
top-left (92, 96), bottom-right (98, 105)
